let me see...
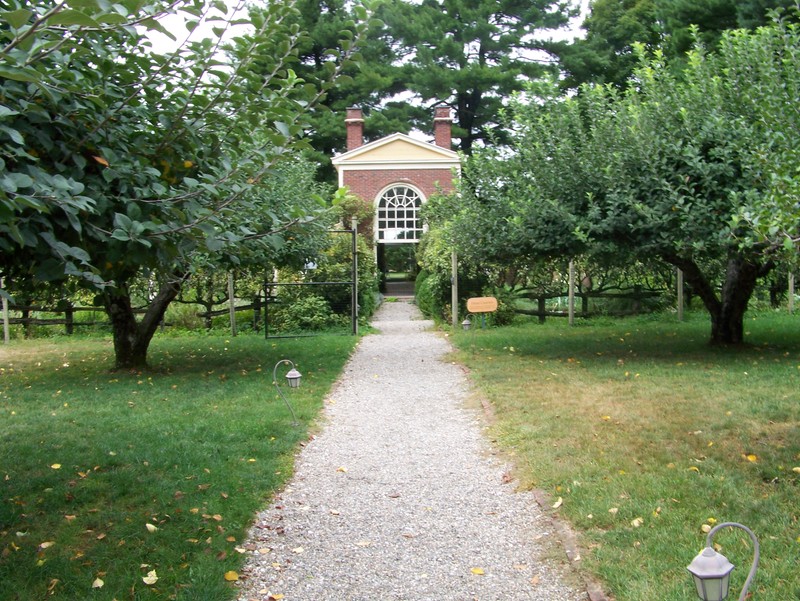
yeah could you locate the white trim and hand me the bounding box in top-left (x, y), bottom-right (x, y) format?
top-left (332, 132), bottom-right (459, 165)
top-left (374, 183), bottom-right (427, 244)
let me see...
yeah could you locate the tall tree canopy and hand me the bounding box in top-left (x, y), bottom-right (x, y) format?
top-left (380, 0), bottom-right (575, 153)
top-left (558, 0), bottom-right (797, 89)
top-left (448, 17), bottom-right (799, 344)
top-left (0, 0), bottom-right (373, 367)
top-left (284, 0), bottom-right (411, 183)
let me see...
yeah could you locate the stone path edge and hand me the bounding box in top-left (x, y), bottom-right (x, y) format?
top-left (469, 367), bottom-right (611, 601)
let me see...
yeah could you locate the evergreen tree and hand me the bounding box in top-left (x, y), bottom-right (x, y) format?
top-left (559, 0), bottom-right (797, 89)
top-left (381, 0), bottom-right (575, 153)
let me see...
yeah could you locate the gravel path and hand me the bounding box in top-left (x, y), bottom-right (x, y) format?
top-left (237, 301), bottom-right (588, 601)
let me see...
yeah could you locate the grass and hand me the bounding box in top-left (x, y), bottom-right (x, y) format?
top-left (450, 310), bottom-right (800, 601)
top-left (0, 333), bottom-right (357, 601)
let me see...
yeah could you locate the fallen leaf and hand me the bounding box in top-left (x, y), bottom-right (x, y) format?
top-left (552, 497), bottom-right (563, 509)
top-left (608, 507), bottom-right (619, 515)
top-left (92, 577), bottom-right (104, 589)
top-left (792, 467), bottom-right (800, 474)
top-left (223, 570), bottom-right (239, 581)
top-left (142, 570), bottom-right (158, 585)
top-left (145, 523), bottom-right (158, 533)
top-left (688, 466), bottom-right (700, 472)
top-left (292, 546), bottom-right (304, 554)
top-left (336, 466), bottom-right (348, 473)
top-left (267, 594), bottom-right (285, 600)
top-left (701, 524), bottom-right (712, 533)
top-left (471, 567), bottom-right (485, 576)
top-left (631, 517), bottom-right (644, 528)
top-left (38, 541), bottom-right (55, 550)
top-left (531, 575), bottom-right (541, 586)
top-left (745, 454), bottom-right (758, 463)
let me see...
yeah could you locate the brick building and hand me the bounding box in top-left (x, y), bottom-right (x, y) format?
top-left (332, 106), bottom-right (460, 276)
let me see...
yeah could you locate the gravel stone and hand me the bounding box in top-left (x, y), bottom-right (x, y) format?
top-left (237, 301), bottom-right (588, 601)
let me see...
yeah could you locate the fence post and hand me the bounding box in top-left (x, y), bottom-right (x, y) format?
top-left (228, 272), bottom-right (237, 337)
top-left (65, 302), bottom-right (74, 335)
top-left (351, 217), bottom-right (358, 335)
top-left (451, 251), bottom-right (458, 329)
top-left (568, 260), bottom-right (575, 326)
top-left (1, 278), bottom-right (8, 344)
top-left (253, 293), bottom-right (261, 331)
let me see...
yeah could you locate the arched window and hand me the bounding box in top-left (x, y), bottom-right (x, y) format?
top-left (376, 185), bottom-right (424, 242)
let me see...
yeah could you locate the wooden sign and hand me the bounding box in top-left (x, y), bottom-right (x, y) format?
top-left (466, 296), bottom-right (498, 314)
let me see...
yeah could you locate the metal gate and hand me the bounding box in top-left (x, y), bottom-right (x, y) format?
top-left (264, 224), bottom-right (358, 339)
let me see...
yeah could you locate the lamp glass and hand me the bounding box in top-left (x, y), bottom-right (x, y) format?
top-left (687, 546), bottom-right (734, 601)
top-left (692, 573), bottom-right (730, 601)
top-left (285, 368), bottom-right (302, 388)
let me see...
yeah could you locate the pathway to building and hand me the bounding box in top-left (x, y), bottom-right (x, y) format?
top-left (237, 300), bottom-right (588, 601)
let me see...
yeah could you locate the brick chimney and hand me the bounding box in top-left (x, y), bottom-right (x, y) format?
top-left (433, 105), bottom-right (452, 149)
top-left (345, 107), bottom-right (364, 151)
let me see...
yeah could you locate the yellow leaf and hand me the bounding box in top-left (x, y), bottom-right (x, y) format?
top-left (688, 466), bottom-right (700, 472)
top-left (608, 507), bottom-right (619, 515)
top-left (707, 518), bottom-right (717, 525)
top-left (92, 577), bottom-right (104, 589)
top-left (701, 524), bottom-right (712, 533)
top-left (631, 517), bottom-right (644, 528)
top-left (145, 523), bottom-right (158, 533)
top-left (268, 595), bottom-right (285, 600)
top-left (142, 570), bottom-right (158, 585)
top-left (50, 464), bottom-right (61, 470)
top-left (337, 466), bottom-right (348, 473)
top-left (183, 160), bottom-right (194, 168)
top-left (223, 571), bottom-right (239, 582)
top-left (745, 454), bottom-right (758, 463)
top-left (792, 467), bottom-right (800, 474)
top-left (471, 567), bottom-right (485, 575)
top-left (93, 156), bottom-right (109, 167)
top-left (552, 497), bottom-right (563, 509)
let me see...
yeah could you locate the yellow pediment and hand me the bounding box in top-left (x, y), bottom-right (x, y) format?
top-left (333, 133), bottom-right (459, 166)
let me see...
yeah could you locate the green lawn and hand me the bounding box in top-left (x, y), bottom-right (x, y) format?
top-left (0, 333), bottom-right (356, 601)
top-left (450, 310), bottom-right (800, 601)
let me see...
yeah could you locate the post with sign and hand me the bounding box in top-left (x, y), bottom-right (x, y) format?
top-left (466, 296), bottom-right (498, 329)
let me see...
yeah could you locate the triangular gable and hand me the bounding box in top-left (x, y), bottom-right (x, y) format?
top-left (332, 133), bottom-right (459, 166)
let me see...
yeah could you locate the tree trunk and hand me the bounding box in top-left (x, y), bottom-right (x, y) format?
top-left (664, 253), bottom-right (768, 345)
top-left (711, 256), bottom-right (761, 344)
top-left (104, 279), bottom-right (181, 369)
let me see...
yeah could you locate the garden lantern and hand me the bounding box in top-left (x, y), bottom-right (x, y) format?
top-left (686, 522), bottom-right (759, 601)
top-left (272, 359), bottom-right (301, 424)
top-left (461, 317), bottom-right (471, 331)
